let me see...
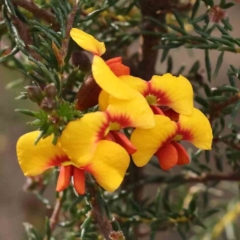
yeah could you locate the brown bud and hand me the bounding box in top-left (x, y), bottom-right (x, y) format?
top-left (25, 86), bottom-right (44, 104)
top-left (40, 97), bottom-right (56, 112)
top-left (75, 73), bottom-right (101, 111)
top-left (44, 83), bottom-right (58, 98)
top-left (72, 51), bottom-right (91, 72)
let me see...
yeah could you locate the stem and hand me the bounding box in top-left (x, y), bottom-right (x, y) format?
top-left (12, 0), bottom-right (59, 29)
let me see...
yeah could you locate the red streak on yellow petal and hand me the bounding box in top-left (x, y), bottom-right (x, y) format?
top-left (73, 167), bottom-right (85, 195)
top-left (172, 142), bottom-right (189, 165)
top-left (56, 165), bottom-right (73, 192)
top-left (47, 155), bottom-right (70, 168)
top-left (106, 57), bottom-right (130, 77)
top-left (144, 82), bottom-right (171, 106)
top-left (177, 123), bottom-right (193, 141)
top-left (150, 105), bottom-right (164, 115)
top-left (111, 131), bottom-right (137, 154)
top-left (155, 143), bottom-right (178, 171)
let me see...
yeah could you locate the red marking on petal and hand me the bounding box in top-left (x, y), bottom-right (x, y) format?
top-left (172, 142), bottom-right (189, 165)
top-left (150, 105), bottom-right (164, 115)
top-left (73, 167), bottom-right (85, 195)
top-left (177, 123), bottom-right (193, 141)
top-left (107, 111), bottom-right (132, 128)
top-left (155, 143), bottom-right (178, 171)
top-left (143, 82), bottom-right (172, 106)
top-left (106, 57), bottom-right (130, 77)
top-left (48, 155), bottom-right (70, 168)
top-left (56, 165), bottom-right (73, 192)
top-left (161, 108), bottom-right (179, 122)
top-left (111, 131), bottom-right (137, 154)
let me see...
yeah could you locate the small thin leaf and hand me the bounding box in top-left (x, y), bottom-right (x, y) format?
top-left (213, 51), bottom-right (224, 79)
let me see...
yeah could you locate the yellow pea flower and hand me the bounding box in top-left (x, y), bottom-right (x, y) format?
top-left (16, 131), bottom-right (130, 194)
top-left (131, 108), bottom-right (213, 170)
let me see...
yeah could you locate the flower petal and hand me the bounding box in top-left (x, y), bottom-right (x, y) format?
top-left (92, 56), bottom-right (134, 100)
top-left (16, 131), bottom-right (68, 176)
top-left (56, 166), bottom-right (72, 192)
top-left (111, 131), bottom-right (137, 154)
top-left (60, 112), bottom-right (108, 166)
top-left (107, 93), bottom-right (155, 129)
top-left (98, 90), bottom-right (109, 111)
top-left (178, 108), bottom-right (213, 150)
top-left (131, 115), bottom-right (177, 167)
top-left (119, 75), bottom-right (147, 94)
top-left (106, 57), bottom-right (130, 77)
top-left (88, 140), bottom-right (130, 192)
top-left (155, 142), bottom-right (178, 170)
top-left (70, 28), bottom-right (106, 56)
top-left (149, 74), bottom-right (194, 115)
top-left (171, 141), bottom-right (190, 165)
top-left (73, 168), bottom-right (85, 195)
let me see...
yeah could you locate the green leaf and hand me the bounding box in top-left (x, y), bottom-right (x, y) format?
top-left (205, 49), bottom-right (212, 82)
top-left (191, 0), bottom-right (200, 19)
top-left (160, 48), bottom-right (169, 63)
top-left (23, 222), bottom-right (42, 240)
top-left (44, 218), bottom-right (51, 240)
top-left (213, 51), bottom-right (224, 79)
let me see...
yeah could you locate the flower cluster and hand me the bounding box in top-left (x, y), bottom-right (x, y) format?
top-left (16, 29), bottom-right (213, 195)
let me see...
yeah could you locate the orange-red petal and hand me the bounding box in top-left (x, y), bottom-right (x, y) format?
top-left (172, 141), bottom-right (190, 165)
top-left (111, 131), bottom-right (137, 154)
top-left (155, 143), bottom-right (178, 170)
top-left (106, 57), bottom-right (130, 77)
top-left (73, 168), bottom-right (85, 195)
top-left (56, 165), bottom-right (72, 192)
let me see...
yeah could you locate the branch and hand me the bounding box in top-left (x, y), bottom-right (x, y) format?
top-left (49, 193), bottom-right (63, 231)
top-left (210, 93), bottom-right (240, 122)
top-left (12, 0), bottom-right (59, 28)
top-left (87, 185), bottom-right (113, 240)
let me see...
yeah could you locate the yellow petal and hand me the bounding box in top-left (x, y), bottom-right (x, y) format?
top-left (131, 115), bottom-right (177, 167)
top-left (16, 131), bottom-right (68, 176)
top-left (150, 74), bottom-right (194, 115)
top-left (92, 56), bottom-right (135, 100)
top-left (70, 28), bottom-right (106, 56)
top-left (60, 112), bottom-right (108, 166)
top-left (178, 108), bottom-right (213, 150)
top-left (88, 140), bottom-right (130, 192)
top-left (98, 90), bottom-right (109, 111)
top-left (107, 93), bottom-right (155, 129)
top-left (119, 75), bottom-right (147, 94)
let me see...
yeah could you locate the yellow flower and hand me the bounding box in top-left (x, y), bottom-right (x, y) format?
top-left (131, 108), bottom-right (213, 170)
top-left (16, 131), bottom-right (130, 194)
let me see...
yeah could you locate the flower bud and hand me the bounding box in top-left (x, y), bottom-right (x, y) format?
top-left (44, 83), bottom-right (58, 98)
top-left (25, 86), bottom-right (44, 104)
top-left (40, 97), bottom-right (56, 112)
top-left (75, 73), bottom-right (101, 111)
top-left (72, 51), bottom-right (91, 72)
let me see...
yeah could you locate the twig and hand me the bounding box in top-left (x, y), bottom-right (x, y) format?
top-left (87, 185), bottom-right (113, 240)
top-left (210, 93), bottom-right (240, 123)
top-left (12, 0), bottom-right (59, 29)
top-left (12, 16), bottom-right (41, 60)
top-left (60, 3), bottom-right (80, 58)
top-left (49, 192), bottom-right (63, 231)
